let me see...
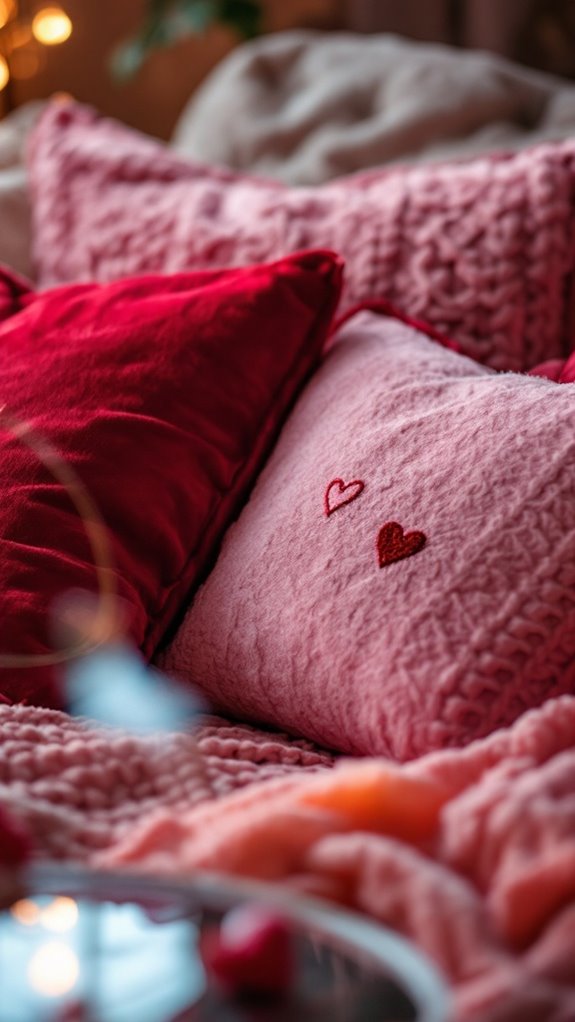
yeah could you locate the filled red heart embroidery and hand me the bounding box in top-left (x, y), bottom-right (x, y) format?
top-left (377, 521), bottom-right (426, 567)
top-left (324, 478), bottom-right (365, 517)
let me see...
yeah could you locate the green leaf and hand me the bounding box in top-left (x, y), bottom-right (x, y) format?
top-left (110, 0), bottom-right (262, 80)
top-left (217, 0), bottom-right (261, 38)
top-left (110, 38), bottom-right (148, 80)
top-left (181, 0), bottom-right (219, 33)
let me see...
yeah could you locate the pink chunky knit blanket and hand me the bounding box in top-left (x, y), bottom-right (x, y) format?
top-left (3, 696), bottom-right (575, 1021)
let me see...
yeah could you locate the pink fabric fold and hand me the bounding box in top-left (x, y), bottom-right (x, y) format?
top-left (99, 695), bottom-right (575, 1022)
top-left (3, 696), bottom-right (575, 1019)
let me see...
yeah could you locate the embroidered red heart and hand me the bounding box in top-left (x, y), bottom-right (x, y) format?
top-left (324, 478), bottom-right (365, 517)
top-left (377, 521), bottom-right (426, 567)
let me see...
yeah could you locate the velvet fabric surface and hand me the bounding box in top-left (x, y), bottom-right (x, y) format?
top-left (28, 100), bottom-right (575, 372)
top-left (0, 252), bottom-right (342, 707)
top-left (160, 310), bottom-right (575, 758)
top-left (0, 264), bottom-right (29, 320)
top-left (530, 346), bottom-right (575, 383)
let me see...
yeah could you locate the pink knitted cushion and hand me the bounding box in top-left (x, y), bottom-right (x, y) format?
top-left (159, 310), bottom-right (575, 759)
top-left (29, 100), bottom-right (575, 372)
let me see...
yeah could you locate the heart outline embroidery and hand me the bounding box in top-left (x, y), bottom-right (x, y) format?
top-left (377, 521), bottom-right (426, 567)
top-left (325, 478), bottom-right (365, 517)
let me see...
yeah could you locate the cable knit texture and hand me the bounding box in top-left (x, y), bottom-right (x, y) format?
top-left (160, 311), bottom-right (575, 759)
top-left (28, 100), bottom-right (575, 371)
top-left (3, 696), bottom-right (575, 1019)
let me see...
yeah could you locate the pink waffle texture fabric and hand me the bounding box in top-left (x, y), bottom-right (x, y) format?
top-left (0, 705), bottom-right (333, 859)
top-left (28, 100), bottom-right (575, 372)
top-left (160, 311), bottom-right (575, 759)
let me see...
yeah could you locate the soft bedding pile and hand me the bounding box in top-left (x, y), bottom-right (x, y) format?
top-left (1, 29), bottom-right (575, 1022)
top-left (3, 696), bottom-right (575, 1020)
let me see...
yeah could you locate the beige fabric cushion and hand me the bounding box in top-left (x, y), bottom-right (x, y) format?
top-left (0, 167), bottom-right (33, 278)
top-left (0, 102), bottom-right (44, 278)
top-left (172, 31), bottom-right (575, 185)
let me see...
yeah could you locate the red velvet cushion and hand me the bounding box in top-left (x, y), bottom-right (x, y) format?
top-left (0, 250), bottom-right (342, 707)
top-left (0, 264), bottom-right (30, 319)
top-left (529, 352), bottom-right (575, 382)
top-left (561, 357), bottom-right (575, 383)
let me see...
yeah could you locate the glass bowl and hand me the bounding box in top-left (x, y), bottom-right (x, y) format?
top-left (0, 863), bottom-right (450, 1022)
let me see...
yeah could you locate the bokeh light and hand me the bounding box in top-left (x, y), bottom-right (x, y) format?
top-left (40, 897), bottom-right (79, 933)
top-left (6, 20), bottom-right (34, 49)
top-left (0, 0), bottom-right (16, 31)
top-left (10, 899), bottom-right (42, 927)
top-left (31, 6), bottom-right (72, 45)
top-left (27, 940), bottom-right (80, 998)
top-left (9, 45), bottom-right (44, 79)
top-left (0, 54), bottom-right (9, 90)
top-left (10, 896), bottom-right (79, 932)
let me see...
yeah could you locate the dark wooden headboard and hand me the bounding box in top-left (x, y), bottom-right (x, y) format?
top-left (343, 0), bottom-right (574, 79)
top-left (344, 0), bottom-right (529, 51)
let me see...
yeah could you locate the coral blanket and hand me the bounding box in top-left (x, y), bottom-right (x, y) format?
top-left (2, 697), bottom-right (575, 1021)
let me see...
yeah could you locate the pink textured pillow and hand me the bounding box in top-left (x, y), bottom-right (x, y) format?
top-left (159, 311), bottom-right (575, 759)
top-left (29, 100), bottom-right (575, 372)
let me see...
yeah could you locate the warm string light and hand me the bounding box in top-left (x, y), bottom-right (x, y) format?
top-left (31, 5), bottom-right (71, 45)
top-left (0, 0), bottom-right (16, 31)
top-left (0, 3), bottom-right (72, 94)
